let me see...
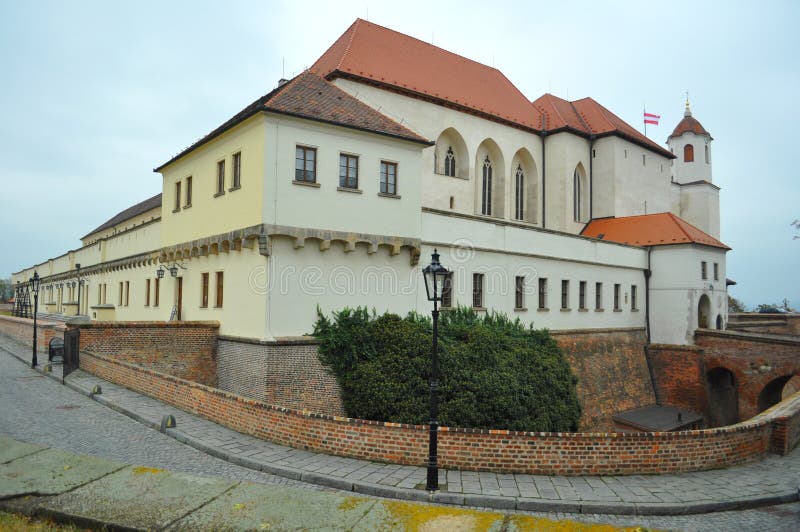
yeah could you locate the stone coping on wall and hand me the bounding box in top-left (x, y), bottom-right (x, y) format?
top-left (550, 327), bottom-right (646, 336)
top-left (71, 320), bottom-right (220, 330)
top-left (217, 334), bottom-right (321, 346)
top-left (696, 328), bottom-right (800, 346)
top-left (78, 347), bottom-right (800, 475)
top-left (0, 314), bottom-right (65, 331)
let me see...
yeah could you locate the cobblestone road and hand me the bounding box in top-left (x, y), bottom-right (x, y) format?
top-left (1, 338), bottom-right (799, 530)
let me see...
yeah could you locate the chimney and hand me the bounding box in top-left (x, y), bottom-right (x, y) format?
top-left (278, 78), bottom-right (289, 87)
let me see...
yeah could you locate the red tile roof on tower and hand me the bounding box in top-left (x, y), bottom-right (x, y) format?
top-left (532, 94), bottom-right (675, 159)
top-left (155, 70), bottom-right (430, 172)
top-left (581, 212), bottom-right (729, 249)
top-left (310, 18), bottom-right (543, 130)
top-left (669, 115), bottom-right (711, 139)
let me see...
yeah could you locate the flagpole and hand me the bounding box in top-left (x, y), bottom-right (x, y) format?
top-left (643, 104), bottom-right (647, 137)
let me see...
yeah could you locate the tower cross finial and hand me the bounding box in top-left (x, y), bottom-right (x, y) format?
top-left (684, 91), bottom-right (691, 117)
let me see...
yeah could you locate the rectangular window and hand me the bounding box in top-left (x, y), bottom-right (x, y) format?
top-left (125, 281), bottom-right (130, 307)
top-left (185, 176), bottom-right (192, 207)
top-left (631, 285), bottom-right (638, 310)
top-left (579, 281), bottom-right (587, 310)
top-left (713, 262), bottom-right (719, 281)
top-left (201, 272), bottom-right (209, 308)
top-left (339, 154), bottom-right (359, 189)
top-left (380, 161), bottom-right (397, 195)
top-left (515, 276), bottom-right (525, 309)
top-left (216, 160), bottom-right (226, 195)
top-left (538, 278), bottom-right (547, 309)
top-left (118, 282), bottom-right (123, 306)
top-left (701, 261), bottom-right (707, 280)
top-left (295, 146), bottom-right (317, 183)
top-left (595, 282), bottom-right (603, 310)
top-left (145, 279), bottom-right (151, 307)
top-left (97, 285), bottom-right (102, 305)
top-left (215, 271), bottom-right (224, 308)
top-left (154, 278), bottom-right (160, 307)
top-left (442, 273), bottom-right (453, 308)
top-left (614, 283), bottom-right (621, 311)
top-left (102, 283), bottom-right (107, 305)
top-left (174, 182), bottom-right (181, 212)
top-left (561, 280), bottom-right (570, 309)
top-left (472, 273), bottom-right (484, 308)
top-left (232, 152), bottom-right (241, 189)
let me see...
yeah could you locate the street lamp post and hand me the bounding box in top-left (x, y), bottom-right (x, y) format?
top-left (75, 263), bottom-right (81, 316)
top-left (29, 271), bottom-right (41, 368)
top-left (422, 249), bottom-right (450, 492)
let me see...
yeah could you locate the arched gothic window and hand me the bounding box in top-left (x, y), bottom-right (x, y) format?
top-left (684, 144), bottom-right (694, 162)
top-left (514, 165), bottom-right (524, 220)
top-left (444, 146), bottom-right (456, 177)
top-left (573, 168), bottom-right (581, 222)
top-left (481, 155), bottom-right (492, 215)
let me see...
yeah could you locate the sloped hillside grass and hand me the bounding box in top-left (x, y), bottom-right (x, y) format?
top-left (313, 306), bottom-right (581, 432)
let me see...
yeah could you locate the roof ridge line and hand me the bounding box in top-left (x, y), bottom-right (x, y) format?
top-left (569, 100), bottom-right (592, 135)
top-left (669, 212), bottom-right (699, 243)
top-left (339, 18), bottom-right (361, 71)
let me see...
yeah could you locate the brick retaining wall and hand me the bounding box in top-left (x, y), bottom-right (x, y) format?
top-left (217, 336), bottom-right (345, 416)
top-left (0, 315), bottom-right (65, 354)
top-left (78, 349), bottom-right (800, 475)
top-left (75, 321), bottom-right (219, 387)
top-left (552, 328), bottom-right (654, 431)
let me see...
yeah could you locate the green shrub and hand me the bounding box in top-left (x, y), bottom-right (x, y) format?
top-left (313, 306), bottom-right (581, 432)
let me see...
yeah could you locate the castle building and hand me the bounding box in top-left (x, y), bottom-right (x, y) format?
top-left (13, 19), bottom-right (728, 348)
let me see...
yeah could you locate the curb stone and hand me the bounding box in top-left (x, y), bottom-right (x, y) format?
top-left (2, 344), bottom-right (799, 517)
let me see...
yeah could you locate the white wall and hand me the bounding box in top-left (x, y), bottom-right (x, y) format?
top-left (649, 244), bottom-right (728, 344)
top-left (678, 182), bottom-right (721, 239)
top-left (668, 131), bottom-right (713, 184)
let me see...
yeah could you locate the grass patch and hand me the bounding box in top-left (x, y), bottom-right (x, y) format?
top-left (0, 512), bottom-right (81, 531)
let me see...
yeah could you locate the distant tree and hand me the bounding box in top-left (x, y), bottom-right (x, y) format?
top-left (727, 295), bottom-right (746, 313)
top-left (0, 278), bottom-right (11, 303)
top-left (793, 219), bottom-right (800, 239)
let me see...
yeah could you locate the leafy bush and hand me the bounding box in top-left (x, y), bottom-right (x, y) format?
top-left (313, 306), bottom-right (581, 432)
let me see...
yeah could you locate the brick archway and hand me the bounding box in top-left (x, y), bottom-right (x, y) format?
top-left (706, 367), bottom-right (738, 426)
top-left (758, 375), bottom-right (794, 413)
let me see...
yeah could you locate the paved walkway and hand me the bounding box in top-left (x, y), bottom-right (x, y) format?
top-left (1, 334), bottom-right (799, 518)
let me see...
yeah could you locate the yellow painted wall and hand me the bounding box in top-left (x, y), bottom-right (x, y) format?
top-left (159, 114), bottom-right (266, 247)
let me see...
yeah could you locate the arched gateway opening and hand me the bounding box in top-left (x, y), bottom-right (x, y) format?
top-left (706, 367), bottom-right (738, 426)
top-left (698, 294), bottom-right (711, 328)
top-left (758, 375), bottom-right (794, 413)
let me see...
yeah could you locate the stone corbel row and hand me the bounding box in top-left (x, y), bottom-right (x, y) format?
top-left (160, 224), bottom-right (421, 266)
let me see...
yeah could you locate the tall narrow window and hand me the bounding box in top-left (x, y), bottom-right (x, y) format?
top-left (472, 273), bottom-right (484, 308)
top-left (613, 284), bottom-right (621, 311)
top-left (145, 279), bottom-right (151, 307)
top-left (339, 154), bottom-right (359, 189)
top-left (380, 161), bottom-right (397, 195)
top-left (573, 168), bottom-right (582, 222)
top-left (704, 144), bottom-right (709, 164)
top-left (442, 272), bottom-right (453, 308)
top-left (97, 285), bottom-right (102, 305)
top-left (631, 285), bottom-right (638, 310)
top-left (684, 144), bottom-right (694, 162)
top-left (154, 278), bottom-right (160, 307)
top-left (444, 146), bottom-right (456, 177)
top-left (481, 156), bottom-right (492, 215)
top-left (579, 281), bottom-right (587, 310)
top-left (118, 282), bottom-right (123, 306)
top-left (515, 276), bottom-right (525, 309)
top-left (295, 146), bottom-right (317, 183)
top-left (216, 160), bottom-right (226, 195)
top-left (561, 280), bottom-right (570, 310)
top-left (514, 165), bottom-right (524, 220)
top-left (713, 262), bottom-right (719, 281)
top-left (595, 282), bottom-right (603, 310)
top-left (174, 182), bottom-right (181, 212)
top-left (215, 271), bottom-right (224, 308)
top-left (232, 152), bottom-right (242, 189)
top-left (185, 176), bottom-right (192, 207)
top-left (201, 272), bottom-right (209, 308)
top-left (538, 278), bottom-right (547, 309)
top-left (125, 281), bottom-right (130, 306)
top-left (102, 283), bottom-right (107, 305)
top-left (701, 261), bottom-right (708, 280)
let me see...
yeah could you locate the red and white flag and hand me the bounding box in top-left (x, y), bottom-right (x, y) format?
top-left (644, 112), bottom-right (660, 125)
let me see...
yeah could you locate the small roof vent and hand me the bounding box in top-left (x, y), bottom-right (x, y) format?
top-left (278, 78), bottom-right (290, 87)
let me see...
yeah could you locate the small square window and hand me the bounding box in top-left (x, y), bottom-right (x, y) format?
top-left (339, 154), bottom-right (359, 189)
top-left (295, 146), bottom-right (316, 183)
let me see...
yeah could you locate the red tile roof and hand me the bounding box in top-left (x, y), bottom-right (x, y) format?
top-left (669, 115), bottom-right (711, 139)
top-left (310, 19), bottom-right (543, 130)
top-left (581, 212), bottom-right (729, 249)
top-left (155, 71), bottom-right (430, 172)
top-left (533, 94), bottom-right (675, 159)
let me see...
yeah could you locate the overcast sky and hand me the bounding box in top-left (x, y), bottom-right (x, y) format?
top-left (1, 0), bottom-right (798, 309)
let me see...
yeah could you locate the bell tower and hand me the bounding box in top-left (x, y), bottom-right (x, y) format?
top-left (667, 98), bottom-right (720, 238)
